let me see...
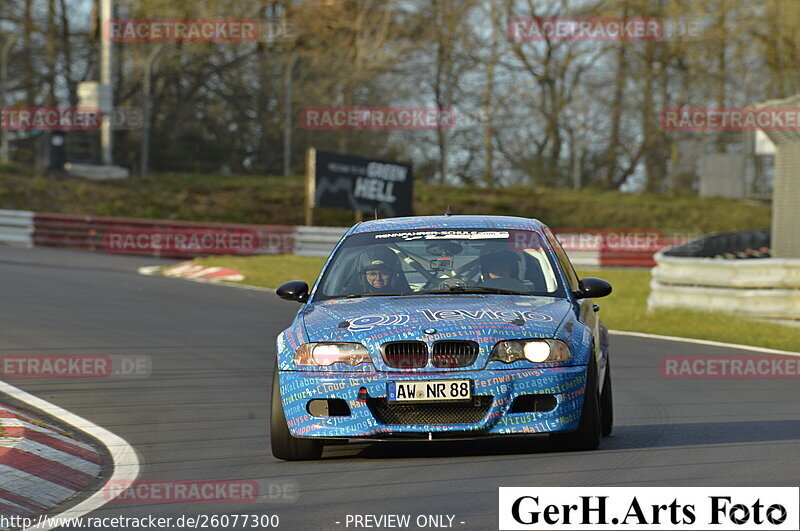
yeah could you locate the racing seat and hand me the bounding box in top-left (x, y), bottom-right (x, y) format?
top-left (520, 253), bottom-right (547, 291)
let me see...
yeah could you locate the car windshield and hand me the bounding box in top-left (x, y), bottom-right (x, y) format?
top-left (314, 228), bottom-right (564, 301)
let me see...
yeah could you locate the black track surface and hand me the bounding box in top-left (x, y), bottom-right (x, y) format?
top-left (1, 246), bottom-right (797, 530)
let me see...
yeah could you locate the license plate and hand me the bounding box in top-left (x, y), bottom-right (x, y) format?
top-left (387, 379), bottom-right (472, 402)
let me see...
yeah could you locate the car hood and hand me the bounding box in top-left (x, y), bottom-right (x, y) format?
top-left (302, 294), bottom-right (571, 344)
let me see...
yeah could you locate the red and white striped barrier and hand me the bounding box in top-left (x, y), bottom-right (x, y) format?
top-left (0, 209), bottom-right (691, 267)
top-left (555, 229), bottom-right (692, 268)
top-left (33, 213), bottom-right (295, 258)
top-left (0, 405), bottom-right (102, 517)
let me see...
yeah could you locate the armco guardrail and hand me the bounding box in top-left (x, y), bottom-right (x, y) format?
top-left (0, 209), bottom-right (34, 246)
top-left (295, 226), bottom-right (347, 257)
top-left (0, 209), bottom-right (686, 266)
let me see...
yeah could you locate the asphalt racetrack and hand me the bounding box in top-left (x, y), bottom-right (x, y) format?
top-left (1, 246), bottom-right (798, 530)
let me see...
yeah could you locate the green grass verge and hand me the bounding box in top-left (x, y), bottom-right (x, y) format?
top-left (194, 254), bottom-right (327, 290)
top-left (192, 255), bottom-right (798, 353)
top-left (576, 268), bottom-right (798, 353)
top-left (0, 170), bottom-right (771, 232)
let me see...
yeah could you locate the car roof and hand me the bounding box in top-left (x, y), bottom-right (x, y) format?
top-left (348, 215), bottom-right (546, 235)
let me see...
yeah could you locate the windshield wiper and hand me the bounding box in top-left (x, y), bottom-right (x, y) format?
top-left (344, 292), bottom-right (414, 299)
top-left (338, 287), bottom-right (531, 299)
top-left (414, 286), bottom-right (530, 295)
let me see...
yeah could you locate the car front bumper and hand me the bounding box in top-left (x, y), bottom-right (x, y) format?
top-left (277, 366), bottom-right (588, 438)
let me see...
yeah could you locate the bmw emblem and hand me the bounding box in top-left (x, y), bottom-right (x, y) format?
top-left (423, 328), bottom-right (437, 335)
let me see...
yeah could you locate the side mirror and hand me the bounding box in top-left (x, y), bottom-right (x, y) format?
top-left (276, 280), bottom-right (309, 303)
top-left (573, 277), bottom-right (612, 300)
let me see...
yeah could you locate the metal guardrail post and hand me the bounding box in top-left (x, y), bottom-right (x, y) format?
top-left (305, 148), bottom-right (316, 226)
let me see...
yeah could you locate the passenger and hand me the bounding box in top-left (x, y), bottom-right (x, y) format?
top-left (479, 250), bottom-right (528, 292)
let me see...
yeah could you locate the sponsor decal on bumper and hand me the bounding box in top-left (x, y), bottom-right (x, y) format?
top-left (278, 367), bottom-right (587, 437)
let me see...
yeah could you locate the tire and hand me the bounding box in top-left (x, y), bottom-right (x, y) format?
top-left (600, 356), bottom-right (614, 437)
top-left (270, 372), bottom-right (323, 461)
top-left (550, 354), bottom-right (601, 451)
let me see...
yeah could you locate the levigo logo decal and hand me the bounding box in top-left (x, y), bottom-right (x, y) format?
top-left (345, 309), bottom-right (553, 330)
top-left (418, 309), bottom-right (553, 322)
top-left (348, 314), bottom-right (410, 331)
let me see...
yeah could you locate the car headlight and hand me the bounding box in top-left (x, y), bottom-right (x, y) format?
top-left (294, 343), bottom-right (371, 367)
top-left (489, 339), bottom-right (572, 364)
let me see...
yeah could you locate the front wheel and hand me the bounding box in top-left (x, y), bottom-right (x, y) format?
top-left (550, 355), bottom-right (601, 451)
top-left (270, 372), bottom-right (323, 461)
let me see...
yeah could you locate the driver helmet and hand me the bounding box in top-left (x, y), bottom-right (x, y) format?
top-left (356, 247), bottom-right (402, 292)
top-left (480, 249), bottom-right (520, 280)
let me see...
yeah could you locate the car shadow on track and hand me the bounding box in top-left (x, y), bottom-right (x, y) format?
top-left (318, 419), bottom-right (800, 460)
top-left (603, 419), bottom-right (800, 450)
top-left (322, 436), bottom-right (558, 460)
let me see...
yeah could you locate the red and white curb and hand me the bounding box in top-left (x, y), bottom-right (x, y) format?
top-left (0, 381), bottom-right (140, 530)
top-left (0, 405), bottom-right (101, 518)
top-left (139, 262), bottom-right (244, 282)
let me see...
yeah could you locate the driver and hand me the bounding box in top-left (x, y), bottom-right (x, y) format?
top-left (364, 261), bottom-right (394, 292)
top-left (355, 248), bottom-right (409, 294)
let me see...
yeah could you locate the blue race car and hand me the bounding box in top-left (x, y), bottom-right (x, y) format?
top-left (272, 215), bottom-right (613, 460)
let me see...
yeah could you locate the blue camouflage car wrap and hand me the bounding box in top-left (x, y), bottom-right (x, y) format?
top-left (274, 215), bottom-right (607, 439)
